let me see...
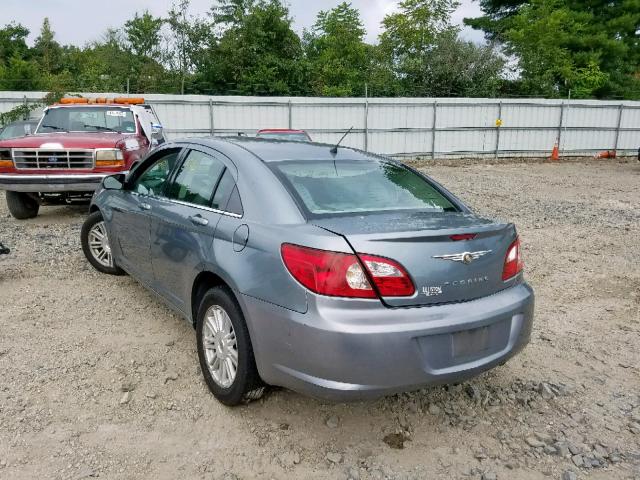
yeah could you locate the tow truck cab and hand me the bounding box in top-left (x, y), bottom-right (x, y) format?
top-left (0, 97), bottom-right (164, 219)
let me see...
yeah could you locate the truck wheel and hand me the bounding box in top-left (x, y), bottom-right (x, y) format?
top-left (6, 191), bottom-right (39, 219)
top-left (81, 211), bottom-right (124, 275)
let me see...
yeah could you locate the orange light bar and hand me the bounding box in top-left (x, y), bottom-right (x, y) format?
top-left (0, 160), bottom-right (13, 168)
top-left (59, 97), bottom-right (89, 104)
top-left (55, 97), bottom-right (145, 105)
top-left (113, 97), bottom-right (145, 105)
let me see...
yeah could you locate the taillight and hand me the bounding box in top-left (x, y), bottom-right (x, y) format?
top-left (281, 244), bottom-right (415, 299)
top-left (281, 244), bottom-right (375, 298)
top-left (358, 254), bottom-right (415, 297)
top-left (502, 237), bottom-right (524, 281)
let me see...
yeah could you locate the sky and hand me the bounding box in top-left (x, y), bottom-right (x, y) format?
top-left (1, 0), bottom-right (485, 46)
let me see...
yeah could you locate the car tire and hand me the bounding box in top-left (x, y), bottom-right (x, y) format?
top-left (6, 191), bottom-right (39, 219)
top-left (81, 211), bottom-right (125, 275)
top-left (196, 286), bottom-right (264, 406)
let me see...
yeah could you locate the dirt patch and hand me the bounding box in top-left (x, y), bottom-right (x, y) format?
top-left (0, 160), bottom-right (639, 479)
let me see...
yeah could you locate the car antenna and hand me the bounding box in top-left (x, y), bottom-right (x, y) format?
top-left (330, 126), bottom-right (354, 154)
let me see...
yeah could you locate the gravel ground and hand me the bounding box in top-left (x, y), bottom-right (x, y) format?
top-left (0, 160), bottom-right (639, 480)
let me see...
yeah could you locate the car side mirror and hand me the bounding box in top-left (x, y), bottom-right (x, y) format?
top-left (103, 174), bottom-right (124, 190)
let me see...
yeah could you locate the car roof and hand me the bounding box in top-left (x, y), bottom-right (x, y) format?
top-left (181, 136), bottom-right (379, 163)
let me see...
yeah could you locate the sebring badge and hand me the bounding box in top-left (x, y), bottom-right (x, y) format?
top-left (432, 250), bottom-right (492, 265)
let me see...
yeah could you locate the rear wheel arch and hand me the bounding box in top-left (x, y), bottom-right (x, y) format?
top-left (191, 271), bottom-right (238, 327)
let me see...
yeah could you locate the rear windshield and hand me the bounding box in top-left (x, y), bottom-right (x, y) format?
top-left (272, 160), bottom-right (458, 217)
top-left (37, 107), bottom-right (136, 134)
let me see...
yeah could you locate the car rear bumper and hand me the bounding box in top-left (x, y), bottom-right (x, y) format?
top-left (240, 282), bottom-right (534, 401)
top-left (0, 173), bottom-right (113, 192)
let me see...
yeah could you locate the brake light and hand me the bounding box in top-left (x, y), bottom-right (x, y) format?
top-left (450, 233), bottom-right (476, 241)
top-left (281, 244), bottom-right (375, 298)
top-left (281, 244), bottom-right (415, 299)
top-left (358, 254), bottom-right (415, 297)
top-left (502, 237), bottom-right (524, 280)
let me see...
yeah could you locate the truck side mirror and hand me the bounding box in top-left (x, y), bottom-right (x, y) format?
top-left (151, 123), bottom-right (164, 146)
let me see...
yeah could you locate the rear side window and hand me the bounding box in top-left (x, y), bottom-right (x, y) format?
top-left (225, 186), bottom-right (244, 216)
top-left (272, 160), bottom-right (458, 217)
top-left (212, 169), bottom-right (235, 210)
top-left (167, 150), bottom-right (225, 207)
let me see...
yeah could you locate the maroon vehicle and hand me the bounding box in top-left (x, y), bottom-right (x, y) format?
top-left (256, 129), bottom-right (312, 142)
top-left (0, 97), bottom-right (165, 219)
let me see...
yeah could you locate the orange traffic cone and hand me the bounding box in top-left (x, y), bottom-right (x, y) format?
top-left (596, 150), bottom-right (616, 159)
top-left (550, 142), bottom-right (560, 161)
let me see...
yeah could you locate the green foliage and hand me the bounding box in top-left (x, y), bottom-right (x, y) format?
top-left (465, 0), bottom-right (640, 98)
top-left (33, 18), bottom-right (62, 74)
top-left (0, 89), bottom-right (66, 127)
top-left (0, 1), bottom-right (636, 98)
top-left (378, 0), bottom-right (505, 97)
top-left (203, 0), bottom-right (307, 95)
top-left (0, 23), bottom-right (30, 61)
top-left (0, 103), bottom-right (33, 127)
top-left (124, 11), bottom-right (164, 59)
top-left (303, 2), bottom-right (370, 96)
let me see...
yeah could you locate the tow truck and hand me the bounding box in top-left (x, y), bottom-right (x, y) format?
top-left (0, 97), bottom-right (164, 219)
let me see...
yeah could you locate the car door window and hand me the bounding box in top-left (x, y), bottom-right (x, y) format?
top-left (133, 149), bottom-right (181, 196)
top-left (167, 150), bottom-right (225, 207)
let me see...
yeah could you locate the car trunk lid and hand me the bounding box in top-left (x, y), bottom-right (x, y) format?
top-left (313, 211), bottom-right (517, 307)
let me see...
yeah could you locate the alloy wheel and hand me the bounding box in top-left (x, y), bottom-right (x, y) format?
top-left (202, 305), bottom-right (238, 388)
top-left (88, 221), bottom-right (113, 268)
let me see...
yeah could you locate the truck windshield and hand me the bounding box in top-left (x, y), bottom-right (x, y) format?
top-left (37, 107), bottom-right (136, 134)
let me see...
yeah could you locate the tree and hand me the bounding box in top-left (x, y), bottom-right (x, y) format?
top-left (0, 56), bottom-right (42, 90)
top-left (211, 0), bottom-right (257, 28)
top-left (124, 11), bottom-right (164, 59)
top-left (0, 23), bottom-right (30, 63)
top-left (381, 0), bottom-right (460, 55)
top-left (204, 0), bottom-right (307, 95)
top-left (303, 2), bottom-right (370, 96)
top-left (33, 18), bottom-right (62, 74)
top-left (378, 0), bottom-right (504, 97)
top-left (465, 0), bottom-right (640, 98)
top-left (420, 31), bottom-right (505, 97)
top-left (379, 0), bottom-right (461, 96)
top-left (166, 0), bottom-right (213, 93)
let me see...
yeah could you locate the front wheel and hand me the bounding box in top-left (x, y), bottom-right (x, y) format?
top-left (81, 211), bottom-right (124, 275)
top-left (6, 191), bottom-right (39, 219)
top-left (196, 286), bottom-right (264, 406)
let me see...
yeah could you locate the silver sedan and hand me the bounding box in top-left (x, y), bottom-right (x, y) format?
top-left (81, 137), bottom-right (534, 405)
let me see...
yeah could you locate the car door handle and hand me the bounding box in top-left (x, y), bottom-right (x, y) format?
top-left (189, 215), bottom-right (209, 226)
top-left (139, 202), bottom-right (151, 211)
